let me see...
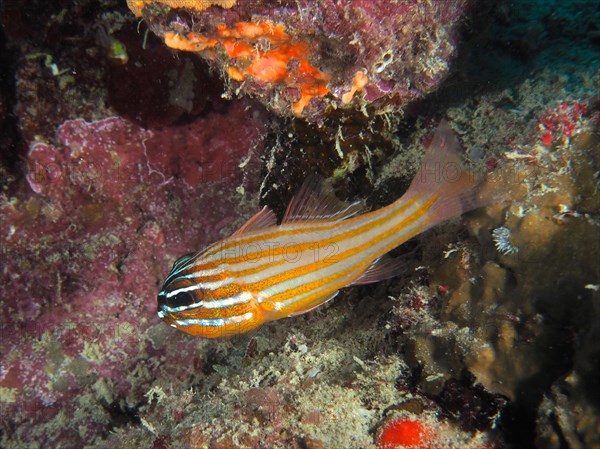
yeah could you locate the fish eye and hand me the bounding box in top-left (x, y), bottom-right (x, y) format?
top-left (166, 291), bottom-right (196, 309)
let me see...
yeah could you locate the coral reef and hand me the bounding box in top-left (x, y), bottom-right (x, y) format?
top-left (1, 0), bottom-right (599, 448)
top-left (131, 0), bottom-right (470, 119)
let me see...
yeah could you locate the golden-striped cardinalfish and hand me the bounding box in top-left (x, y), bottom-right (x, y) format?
top-left (158, 122), bottom-right (486, 338)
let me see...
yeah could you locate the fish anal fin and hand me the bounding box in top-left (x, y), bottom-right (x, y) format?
top-left (350, 256), bottom-right (406, 286)
top-left (282, 175), bottom-right (364, 224)
top-left (232, 206), bottom-right (278, 236)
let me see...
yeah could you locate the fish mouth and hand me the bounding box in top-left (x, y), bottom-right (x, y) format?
top-left (157, 305), bottom-right (177, 329)
top-left (157, 305), bottom-right (171, 321)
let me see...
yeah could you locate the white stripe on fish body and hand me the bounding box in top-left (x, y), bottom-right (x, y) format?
top-left (252, 197), bottom-right (431, 305)
top-left (164, 251), bottom-right (206, 280)
top-left (239, 195), bottom-right (428, 284)
top-left (172, 254), bottom-right (193, 271)
top-left (159, 194), bottom-right (425, 308)
top-left (194, 198), bottom-right (384, 265)
top-left (197, 207), bottom-right (397, 265)
top-left (163, 193), bottom-right (430, 306)
top-left (178, 266), bottom-right (227, 280)
top-left (161, 301), bottom-right (204, 313)
top-left (166, 242), bottom-right (220, 277)
top-left (164, 284), bottom-right (203, 298)
top-left (338, 195), bottom-right (431, 259)
top-left (175, 311), bottom-right (254, 328)
top-left (275, 275), bottom-right (345, 310)
top-left (160, 291), bottom-right (253, 313)
top-left (213, 191), bottom-right (427, 270)
top-left (202, 291), bottom-right (253, 309)
top-left (164, 277), bottom-right (233, 298)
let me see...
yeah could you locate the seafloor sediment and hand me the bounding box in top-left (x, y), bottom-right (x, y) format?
top-left (0, 1), bottom-right (599, 448)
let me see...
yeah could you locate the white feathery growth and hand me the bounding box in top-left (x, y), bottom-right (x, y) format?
top-left (492, 226), bottom-right (518, 256)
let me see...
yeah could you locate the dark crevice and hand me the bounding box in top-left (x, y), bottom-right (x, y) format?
top-left (0, 18), bottom-right (25, 188)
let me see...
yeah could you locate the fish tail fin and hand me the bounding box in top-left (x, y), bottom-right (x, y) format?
top-left (407, 120), bottom-right (488, 231)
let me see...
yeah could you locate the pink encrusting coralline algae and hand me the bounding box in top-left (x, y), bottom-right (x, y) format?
top-left (0, 101), bottom-right (265, 447)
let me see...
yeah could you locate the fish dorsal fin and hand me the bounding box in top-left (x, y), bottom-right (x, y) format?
top-left (282, 175), bottom-right (364, 224)
top-left (232, 206), bottom-right (278, 236)
top-left (349, 255), bottom-right (406, 286)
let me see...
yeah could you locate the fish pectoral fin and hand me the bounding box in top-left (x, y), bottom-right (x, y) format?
top-left (285, 291), bottom-right (339, 318)
top-left (282, 175), bottom-right (364, 224)
top-left (231, 206), bottom-right (278, 236)
top-left (349, 256), bottom-right (406, 286)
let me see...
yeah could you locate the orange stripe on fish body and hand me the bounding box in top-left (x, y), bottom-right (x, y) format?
top-left (157, 121), bottom-right (486, 338)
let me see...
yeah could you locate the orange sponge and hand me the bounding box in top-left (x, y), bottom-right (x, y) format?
top-left (163, 21), bottom-right (331, 115)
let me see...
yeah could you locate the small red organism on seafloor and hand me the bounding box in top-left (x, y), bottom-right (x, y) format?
top-left (540, 131), bottom-right (553, 146)
top-left (538, 100), bottom-right (588, 146)
top-left (376, 418), bottom-right (433, 449)
top-left (438, 285), bottom-right (450, 295)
